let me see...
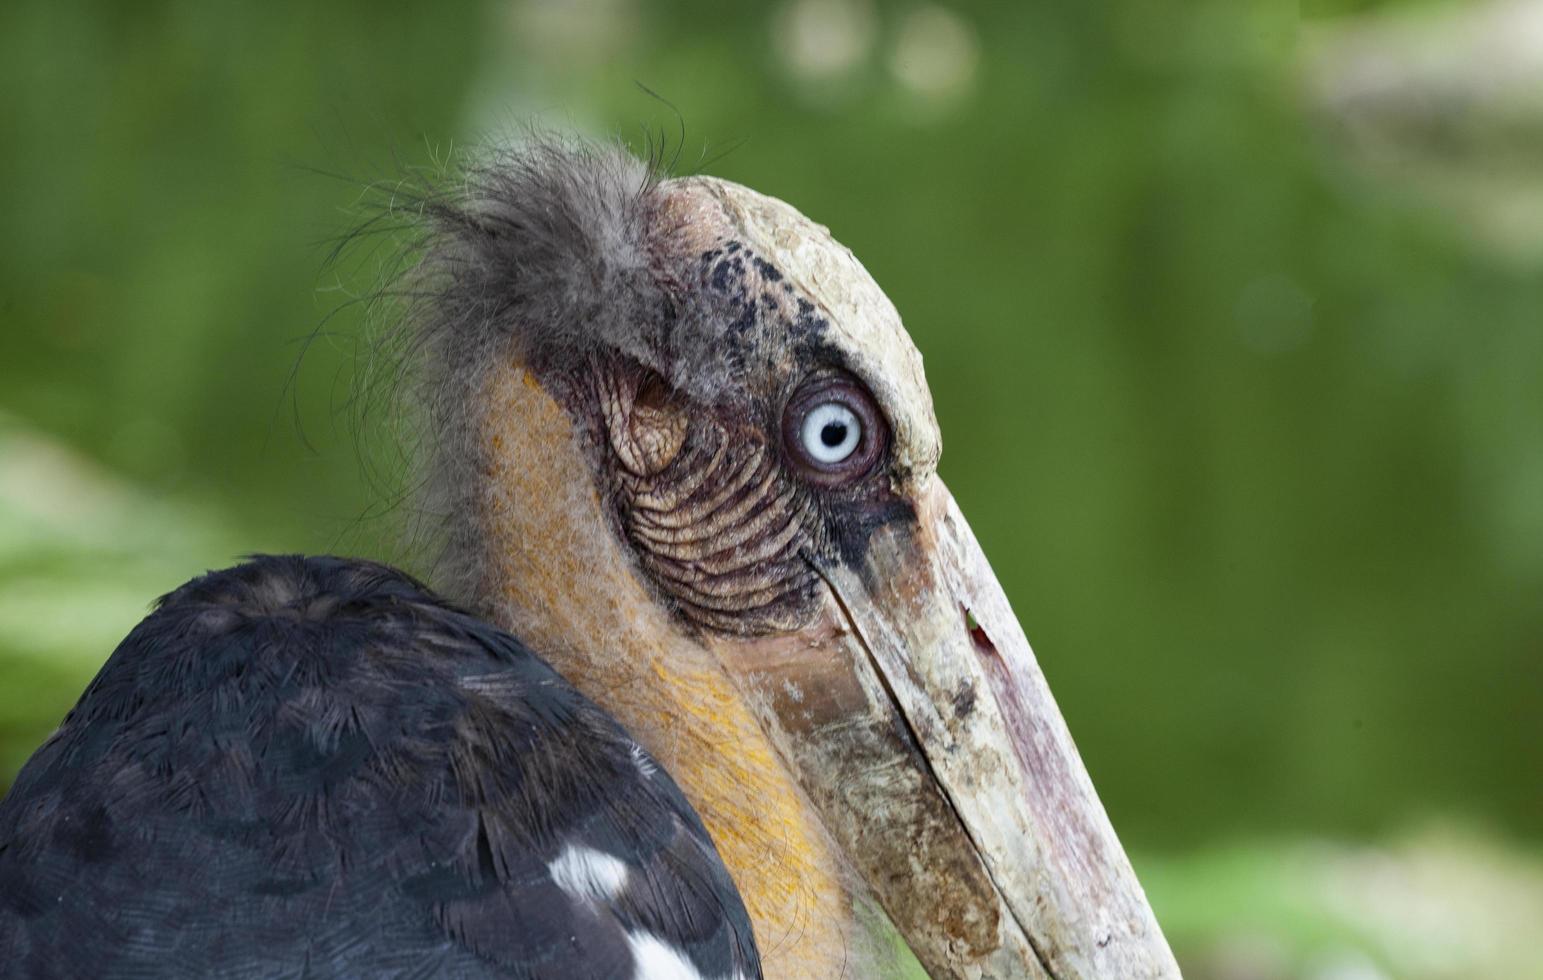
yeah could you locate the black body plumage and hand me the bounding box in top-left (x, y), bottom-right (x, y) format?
top-left (0, 555), bottom-right (759, 979)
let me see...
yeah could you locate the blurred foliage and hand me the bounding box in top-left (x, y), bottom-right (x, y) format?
top-left (2, 0), bottom-right (1541, 975)
top-left (1141, 824), bottom-right (1543, 979)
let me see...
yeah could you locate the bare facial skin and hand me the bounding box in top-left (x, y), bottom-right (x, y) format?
top-left (411, 141), bottom-right (1179, 979)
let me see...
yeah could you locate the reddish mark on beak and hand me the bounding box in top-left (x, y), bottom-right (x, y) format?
top-left (962, 604), bottom-right (996, 654)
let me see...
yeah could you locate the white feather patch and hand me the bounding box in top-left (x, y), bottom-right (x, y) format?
top-left (548, 843), bottom-right (629, 903)
top-left (628, 932), bottom-right (710, 980)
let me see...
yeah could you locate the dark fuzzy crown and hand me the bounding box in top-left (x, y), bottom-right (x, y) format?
top-left (413, 137), bottom-right (673, 392)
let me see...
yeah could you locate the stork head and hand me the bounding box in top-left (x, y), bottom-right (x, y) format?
top-left (401, 139), bottom-right (1177, 979)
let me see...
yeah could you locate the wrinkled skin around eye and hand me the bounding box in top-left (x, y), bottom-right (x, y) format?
top-left (580, 360), bottom-right (899, 636)
top-left (583, 359), bottom-right (818, 634)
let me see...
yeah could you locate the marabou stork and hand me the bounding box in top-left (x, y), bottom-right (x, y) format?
top-left (0, 141), bottom-right (1179, 979)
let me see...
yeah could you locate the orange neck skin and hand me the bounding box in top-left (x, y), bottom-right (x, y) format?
top-left (470, 364), bottom-right (852, 980)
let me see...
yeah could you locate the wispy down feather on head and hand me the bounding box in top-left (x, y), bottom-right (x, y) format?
top-left (398, 132), bottom-right (845, 411)
top-left (410, 137), bottom-right (671, 391)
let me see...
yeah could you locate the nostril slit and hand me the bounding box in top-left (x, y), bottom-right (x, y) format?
top-left (961, 604), bottom-right (996, 653)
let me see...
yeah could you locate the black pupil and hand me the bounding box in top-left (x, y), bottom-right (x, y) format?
top-left (820, 421), bottom-right (848, 448)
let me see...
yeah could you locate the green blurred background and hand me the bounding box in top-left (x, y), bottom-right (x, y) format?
top-left (2, 0), bottom-right (1540, 976)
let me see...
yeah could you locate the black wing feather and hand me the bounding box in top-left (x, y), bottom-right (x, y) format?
top-left (0, 555), bottom-right (760, 980)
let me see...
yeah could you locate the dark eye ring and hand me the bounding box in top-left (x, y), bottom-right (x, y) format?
top-left (782, 375), bottom-right (888, 486)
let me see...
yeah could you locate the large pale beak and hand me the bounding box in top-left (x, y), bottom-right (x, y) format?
top-left (715, 476), bottom-right (1180, 979)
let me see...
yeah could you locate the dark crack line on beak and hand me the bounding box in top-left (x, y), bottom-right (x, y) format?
top-left (798, 549), bottom-right (1061, 980)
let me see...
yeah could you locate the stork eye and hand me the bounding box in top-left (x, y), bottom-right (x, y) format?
top-left (802, 403), bottom-right (861, 463)
top-left (783, 375), bottom-right (887, 486)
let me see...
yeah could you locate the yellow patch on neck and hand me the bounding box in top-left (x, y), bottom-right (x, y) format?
top-left (473, 365), bottom-right (851, 979)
